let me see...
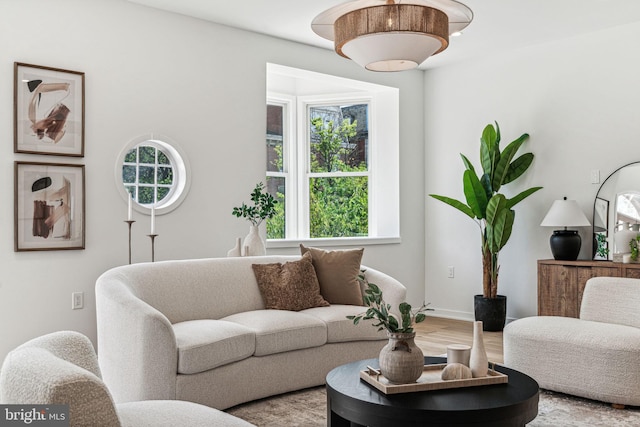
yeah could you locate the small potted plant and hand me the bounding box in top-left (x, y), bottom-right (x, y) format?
top-left (630, 235), bottom-right (640, 261)
top-left (232, 182), bottom-right (277, 256)
top-left (348, 281), bottom-right (432, 384)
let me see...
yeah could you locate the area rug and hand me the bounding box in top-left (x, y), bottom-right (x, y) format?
top-left (226, 386), bottom-right (639, 427)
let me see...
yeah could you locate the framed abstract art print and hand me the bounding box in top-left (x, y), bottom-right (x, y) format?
top-left (14, 62), bottom-right (85, 157)
top-left (15, 162), bottom-right (85, 251)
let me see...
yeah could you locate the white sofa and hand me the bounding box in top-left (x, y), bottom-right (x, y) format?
top-left (503, 276), bottom-right (640, 407)
top-left (96, 255), bottom-right (405, 410)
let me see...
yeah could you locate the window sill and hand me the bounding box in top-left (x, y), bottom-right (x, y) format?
top-left (266, 236), bottom-right (401, 249)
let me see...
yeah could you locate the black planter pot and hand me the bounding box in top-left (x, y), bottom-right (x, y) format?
top-left (474, 295), bottom-right (507, 332)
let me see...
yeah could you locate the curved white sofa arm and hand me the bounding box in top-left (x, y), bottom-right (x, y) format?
top-left (362, 266), bottom-right (407, 316)
top-left (96, 271), bottom-right (178, 403)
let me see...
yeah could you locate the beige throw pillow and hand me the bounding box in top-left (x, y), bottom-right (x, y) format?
top-left (252, 252), bottom-right (329, 311)
top-left (300, 245), bottom-right (364, 306)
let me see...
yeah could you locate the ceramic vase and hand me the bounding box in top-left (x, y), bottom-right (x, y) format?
top-left (469, 320), bottom-right (488, 378)
top-left (227, 237), bottom-right (242, 257)
top-left (242, 225), bottom-right (266, 256)
top-left (378, 332), bottom-right (424, 384)
top-left (614, 229), bottom-right (636, 255)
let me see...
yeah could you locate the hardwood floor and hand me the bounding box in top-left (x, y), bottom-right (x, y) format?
top-left (414, 316), bottom-right (504, 364)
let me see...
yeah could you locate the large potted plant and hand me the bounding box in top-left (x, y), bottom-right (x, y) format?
top-left (429, 122), bottom-right (542, 331)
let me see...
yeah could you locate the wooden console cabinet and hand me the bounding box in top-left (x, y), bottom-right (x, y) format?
top-left (538, 259), bottom-right (640, 317)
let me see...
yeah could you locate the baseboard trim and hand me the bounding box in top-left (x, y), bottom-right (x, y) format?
top-left (426, 309), bottom-right (517, 324)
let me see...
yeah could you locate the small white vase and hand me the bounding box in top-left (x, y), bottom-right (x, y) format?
top-left (227, 237), bottom-right (242, 257)
top-left (614, 229), bottom-right (636, 254)
top-left (242, 225), bottom-right (266, 256)
top-left (469, 320), bottom-right (488, 378)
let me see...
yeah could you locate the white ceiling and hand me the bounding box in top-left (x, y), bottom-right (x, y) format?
top-left (127, 0), bottom-right (640, 69)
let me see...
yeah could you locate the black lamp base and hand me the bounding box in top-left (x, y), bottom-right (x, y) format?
top-left (549, 230), bottom-right (581, 261)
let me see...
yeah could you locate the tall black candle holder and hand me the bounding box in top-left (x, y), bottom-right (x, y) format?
top-left (124, 220), bottom-right (135, 264)
top-left (148, 234), bottom-right (158, 262)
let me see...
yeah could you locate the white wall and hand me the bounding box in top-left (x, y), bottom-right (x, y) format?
top-left (424, 22), bottom-right (640, 320)
top-left (0, 0), bottom-right (426, 360)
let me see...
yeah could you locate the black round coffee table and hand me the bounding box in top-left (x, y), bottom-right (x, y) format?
top-left (326, 356), bottom-right (539, 427)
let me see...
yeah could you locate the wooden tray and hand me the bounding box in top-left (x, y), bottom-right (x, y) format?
top-left (360, 364), bottom-right (508, 395)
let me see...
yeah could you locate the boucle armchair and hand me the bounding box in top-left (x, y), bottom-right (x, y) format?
top-left (0, 331), bottom-right (254, 427)
top-left (504, 276), bottom-right (640, 407)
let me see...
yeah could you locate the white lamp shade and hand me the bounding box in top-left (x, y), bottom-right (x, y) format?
top-left (341, 32), bottom-right (445, 71)
top-left (540, 199), bottom-right (591, 227)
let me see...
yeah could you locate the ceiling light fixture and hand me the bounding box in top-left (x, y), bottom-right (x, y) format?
top-left (312, 0), bottom-right (473, 72)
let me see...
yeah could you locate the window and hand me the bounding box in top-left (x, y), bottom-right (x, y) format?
top-left (123, 143), bottom-right (174, 205)
top-left (266, 64), bottom-right (399, 245)
top-left (116, 136), bottom-right (190, 215)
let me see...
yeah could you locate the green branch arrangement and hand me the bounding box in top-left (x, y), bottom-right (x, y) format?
top-left (232, 182), bottom-right (277, 227)
top-left (347, 281), bottom-right (432, 334)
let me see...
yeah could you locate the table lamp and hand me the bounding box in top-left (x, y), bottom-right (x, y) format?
top-left (540, 197), bottom-right (591, 260)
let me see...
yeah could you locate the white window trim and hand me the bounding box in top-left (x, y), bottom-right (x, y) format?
top-left (299, 93), bottom-right (373, 238)
top-left (266, 94), bottom-right (297, 239)
top-left (265, 63), bottom-right (400, 247)
top-left (115, 134), bottom-right (191, 216)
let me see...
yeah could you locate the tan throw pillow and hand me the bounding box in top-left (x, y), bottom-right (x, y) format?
top-left (300, 245), bottom-right (364, 306)
top-left (252, 252), bottom-right (329, 311)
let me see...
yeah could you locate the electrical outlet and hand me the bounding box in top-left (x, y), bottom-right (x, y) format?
top-left (447, 266), bottom-right (455, 278)
top-left (72, 292), bottom-right (84, 310)
top-left (590, 169), bottom-right (600, 184)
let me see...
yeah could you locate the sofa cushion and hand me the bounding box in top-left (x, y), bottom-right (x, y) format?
top-left (300, 245), bottom-right (364, 306)
top-left (222, 310), bottom-right (327, 356)
top-left (173, 320), bottom-right (256, 374)
top-left (252, 252), bottom-right (329, 311)
top-left (302, 305), bottom-right (387, 342)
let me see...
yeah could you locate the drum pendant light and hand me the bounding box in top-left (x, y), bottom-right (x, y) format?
top-left (312, 0), bottom-right (473, 72)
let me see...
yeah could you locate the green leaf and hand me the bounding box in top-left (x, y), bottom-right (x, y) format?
top-left (429, 194), bottom-right (475, 219)
top-left (399, 302), bottom-right (411, 315)
top-left (506, 187), bottom-right (543, 209)
top-left (493, 134), bottom-right (529, 190)
top-left (480, 173), bottom-right (492, 200)
top-left (460, 154), bottom-right (475, 174)
top-left (486, 195), bottom-right (512, 253)
top-left (414, 313), bottom-right (426, 324)
top-left (480, 124), bottom-right (499, 178)
top-left (503, 153), bottom-right (534, 184)
top-left (492, 208), bottom-right (514, 252)
top-left (486, 194), bottom-right (507, 225)
top-left (463, 169), bottom-right (488, 219)
top-left (388, 315), bottom-right (399, 332)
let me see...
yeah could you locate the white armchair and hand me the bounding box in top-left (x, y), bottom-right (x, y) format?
top-left (0, 331), bottom-right (254, 427)
top-left (504, 276), bottom-right (640, 407)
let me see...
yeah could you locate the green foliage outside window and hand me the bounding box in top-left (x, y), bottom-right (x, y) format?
top-left (309, 176), bottom-right (368, 238)
top-left (122, 145), bottom-right (174, 205)
top-left (266, 112), bottom-right (369, 239)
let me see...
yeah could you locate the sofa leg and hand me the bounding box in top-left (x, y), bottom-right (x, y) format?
top-left (612, 403), bottom-right (625, 409)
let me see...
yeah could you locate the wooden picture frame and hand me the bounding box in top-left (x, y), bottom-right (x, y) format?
top-left (14, 62), bottom-right (85, 157)
top-left (15, 162), bottom-right (85, 251)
